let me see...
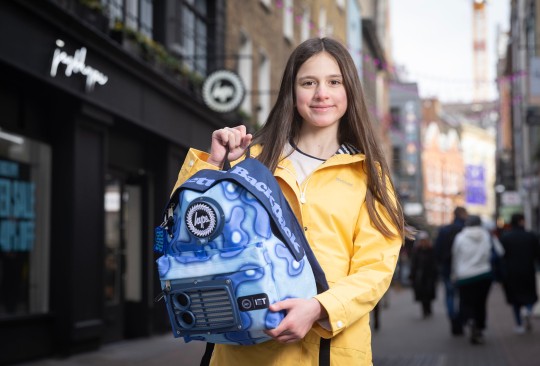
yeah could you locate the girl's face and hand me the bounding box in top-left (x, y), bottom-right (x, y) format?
top-left (295, 52), bottom-right (348, 130)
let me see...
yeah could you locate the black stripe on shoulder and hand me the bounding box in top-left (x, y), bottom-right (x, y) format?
top-left (336, 143), bottom-right (361, 155)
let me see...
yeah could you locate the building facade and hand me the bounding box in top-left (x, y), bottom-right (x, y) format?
top-left (0, 0), bottom-right (237, 363)
top-left (459, 122), bottom-right (497, 221)
top-left (389, 82), bottom-right (425, 225)
top-left (442, 102), bottom-right (498, 223)
top-left (496, 0), bottom-right (540, 231)
top-left (359, 0), bottom-right (393, 165)
top-left (421, 99), bottom-right (465, 226)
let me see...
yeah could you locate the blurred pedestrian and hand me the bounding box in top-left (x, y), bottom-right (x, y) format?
top-left (499, 213), bottom-right (540, 334)
top-left (394, 231), bottom-right (415, 287)
top-left (409, 231), bottom-right (438, 318)
top-left (434, 206), bottom-right (468, 335)
top-left (484, 221), bottom-right (506, 284)
top-left (452, 215), bottom-right (494, 345)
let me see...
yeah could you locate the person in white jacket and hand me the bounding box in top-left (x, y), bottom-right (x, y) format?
top-left (452, 215), bottom-right (503, 345)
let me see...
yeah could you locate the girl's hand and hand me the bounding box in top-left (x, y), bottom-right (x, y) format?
top-left (264, 298), bottom-right (326, 343)
top-left (207, 125), bottom-right (252, 167)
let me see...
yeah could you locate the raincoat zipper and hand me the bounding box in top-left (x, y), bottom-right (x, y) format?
top-left (277, 164), bottom-right (317, 205)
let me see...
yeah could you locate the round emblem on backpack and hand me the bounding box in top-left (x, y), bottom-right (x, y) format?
top-left (185, 198), bottom-right (223, 239)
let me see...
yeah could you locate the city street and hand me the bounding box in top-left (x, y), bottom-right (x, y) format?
top-left (3, 2), bottom-right (539, 366)
top-left (18, 283), bottom-right (540, 366)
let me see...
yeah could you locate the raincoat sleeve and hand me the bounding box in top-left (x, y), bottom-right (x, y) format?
top-left (311, 192), bottom-right (402, 339)
top-left (170, 148), bottom-right (219, 195)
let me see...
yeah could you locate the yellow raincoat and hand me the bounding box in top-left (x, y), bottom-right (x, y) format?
top-left (171, 146), bottom-right (402, 365)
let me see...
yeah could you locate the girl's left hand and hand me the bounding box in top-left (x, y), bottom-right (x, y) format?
top-left (264, 298), bottom-right (326, 343)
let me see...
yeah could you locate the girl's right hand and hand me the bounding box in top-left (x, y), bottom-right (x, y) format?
top-left (207, 125), bottom-right (252, 167)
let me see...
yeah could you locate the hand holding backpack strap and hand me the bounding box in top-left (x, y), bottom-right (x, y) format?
top-left (221, 145), bottom-right (251, 171)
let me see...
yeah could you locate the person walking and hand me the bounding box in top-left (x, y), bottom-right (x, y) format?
top-left (409, 231), bottom-right (438, 318)
top-left (452, 215), bottom-right (497, 345)
top-left (499, 213), bottom-right (540, 334)
top-left (434, 206), bottom-right (468, 335)
top-left (484, 220), bottom-right (506, 284)
top-left (170, 37), bottom-right (407, 365)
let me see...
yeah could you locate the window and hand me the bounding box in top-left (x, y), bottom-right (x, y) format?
top-left (0, 131), bottom-right (51, 317)
top-left (300, 7), bottom-right (310, 42)
top-left (139, 0), bottom-right (153, 38)
top-left (318, 8), bottom-right (327, 37)
top-left (238, 32), bottom-right (253, 115)
top-left (347, 0), bottom-right (362, 77)
top-left (171, 0), bottom-right (209, 75)
top-left (392, 146), bottom-right (402, 177)
top-left (106, 0), bottom-right (123, 26)
top-left (283, 0), bottom-right (294, 41)
top-left (104, 0), bottom-right (153, 38)
top-left (125, 0), bottom-right (138, 31)
top-left (258, 51), bottom-right (271, 126)
top-left (390, 107), bottom-right (401, 131)
top-left (526, 1), bottom-right (536, 57)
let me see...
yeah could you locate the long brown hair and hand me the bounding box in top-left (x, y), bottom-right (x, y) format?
top-left (252, 37), bottom-right (405, 240)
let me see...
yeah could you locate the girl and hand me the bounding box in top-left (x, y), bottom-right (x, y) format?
top-left (172, 37), bottom-right (405, 366)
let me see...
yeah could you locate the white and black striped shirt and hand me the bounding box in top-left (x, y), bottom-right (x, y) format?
top-left (285, 142), bottom-right (360, 184)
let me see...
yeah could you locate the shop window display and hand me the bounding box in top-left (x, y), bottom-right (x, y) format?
top-left (0, 130), bottom-right (51, 317)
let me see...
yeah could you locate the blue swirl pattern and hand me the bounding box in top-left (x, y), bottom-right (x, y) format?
top-left (157, 181), bottom-right (317, 345)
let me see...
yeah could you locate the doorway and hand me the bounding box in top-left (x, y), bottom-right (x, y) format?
top-left (103, 172), bottom-right (145, 342)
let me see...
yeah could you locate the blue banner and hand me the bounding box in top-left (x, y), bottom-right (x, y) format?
top-left (465, 165), bottom-right (486, 205)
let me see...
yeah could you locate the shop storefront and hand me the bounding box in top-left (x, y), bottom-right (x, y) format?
top-left (0, 1), bottom-right (229, 363)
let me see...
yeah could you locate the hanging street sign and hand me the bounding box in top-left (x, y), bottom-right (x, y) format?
top-left (202, 70), bottom-right (245, 113)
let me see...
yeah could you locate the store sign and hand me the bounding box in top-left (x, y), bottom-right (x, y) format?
top-left (202, 70), bottom-right (245, 113)
top-left (50, 39), bottom-right (108, 92)
top-left (501, 191), bottom-right (521, 206)
top-left (0, 159), bottom-right (35, 252)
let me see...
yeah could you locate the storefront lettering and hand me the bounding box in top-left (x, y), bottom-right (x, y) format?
top-left (0, 160), bottom-right (18, 178)
top-left (50, 39), bottom-right (108, 92)
top-left (0, 221), bottom-right (34, 252)
top-left (0, 179), bottom-right (35, 219)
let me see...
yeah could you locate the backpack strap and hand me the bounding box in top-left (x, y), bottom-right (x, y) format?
top-left (319, 338), bottom-right (331, 366)
top-left (200, 342), bottom-right (214, 366)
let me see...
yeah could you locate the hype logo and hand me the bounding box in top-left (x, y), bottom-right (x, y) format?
top-left (193, 212), bottom-right (210, 229)
top-left (185, 198), bottom-right (223, 240)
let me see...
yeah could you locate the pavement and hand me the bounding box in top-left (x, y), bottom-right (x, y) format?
top-left (17, 282), bottom-right (540, 366)
top-left (372, 283), bottom-right (540, 366)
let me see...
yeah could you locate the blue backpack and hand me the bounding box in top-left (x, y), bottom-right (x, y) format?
top-left (154, 154), bottom-right (328, 346)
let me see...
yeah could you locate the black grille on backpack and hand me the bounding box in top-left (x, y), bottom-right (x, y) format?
top-left (166, 279), bottom-right (241, 335)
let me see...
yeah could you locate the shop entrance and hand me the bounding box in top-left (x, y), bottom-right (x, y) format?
top-left (103, 172), bottom-right (145, 342)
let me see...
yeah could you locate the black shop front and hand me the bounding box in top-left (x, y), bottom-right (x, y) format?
top-left (0, 1), bottom-right (232, 363)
